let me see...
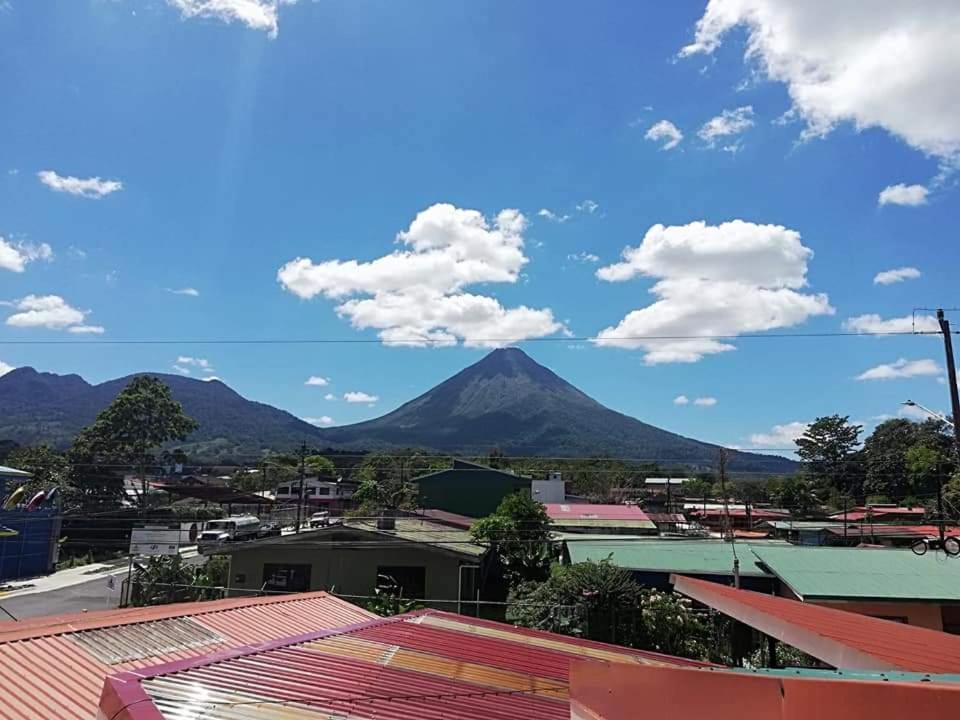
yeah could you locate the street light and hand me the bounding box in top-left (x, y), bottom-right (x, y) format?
top-left (901, 400), bottom-right (956, 428)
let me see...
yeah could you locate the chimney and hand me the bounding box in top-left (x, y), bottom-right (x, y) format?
top-left (376, 509), bottom-right (397, 530)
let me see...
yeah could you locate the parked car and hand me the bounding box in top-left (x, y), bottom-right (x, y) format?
top-left (257, 522), bottom-right (282, 538)
top-left (308, 511), bottom-right (330, 528)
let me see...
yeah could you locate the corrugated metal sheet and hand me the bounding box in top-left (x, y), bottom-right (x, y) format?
top-left (566, 539), bottom-right (771, 578)
top-left (673, 575), bottom-right (960, 673)
top-left (750, 545), bottom-right (960, 601)
top-left (0, 591), bottom-right (373, 720)
top-left (106, 609), bottom-right (708, 720)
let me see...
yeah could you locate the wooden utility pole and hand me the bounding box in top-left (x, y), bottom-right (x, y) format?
top-left (294, 441), bottom-right (307, 533)
top-left (937, 309), bottom-right (960, 457)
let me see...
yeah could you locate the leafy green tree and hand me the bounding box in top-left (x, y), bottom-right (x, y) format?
top-left (129, 555), bottom-right (227, 606)
top-left (352, 450), bottom-right (438, 513)
top-left (683, 477), bottom-right (715, 502)
top-left (305, 454), bottom-right (336, 477)
top-left (863, 419), bottom-right (953, 502)
top-left (76, 376), bottom-right (199, 509)
top-left (767, 476), bottom-right (818, 516)
top-left (5, 445), bottom-right (70, 501)
top-left (795, 415), bottom-right (862, 497)
top-left (471, 493), bottom-right (553, 587)
top-left (508, 560), bottom-right (708, 659)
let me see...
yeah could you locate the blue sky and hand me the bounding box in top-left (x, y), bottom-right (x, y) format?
top-left (1, 0), bottom-right (958, 454)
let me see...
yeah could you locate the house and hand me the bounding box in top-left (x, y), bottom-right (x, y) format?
top-left (0, 464), bottom-right (61, 582)
top-left (273, 475), bottom-right (355, 509)
top-left (564, 538), bottom-right (777, 592)
top-left (0, 591), bottom-right (373, 720)
top-left (209, 517), bottom-right (490, 612)
top-left (98, 608), bottom-right (708, 720)
top-left (828, 505), bottom-right (927, 523)
top-left (688, 505), bottom-right (790, 531)
top-left (545, 503), bottom-right (658, 535)
top-left (413, 459), bottom-right (531, 517)
top-left (764, 519), bottom-right (844, 545)
top-left (749, 544), bottom-right (960, 632)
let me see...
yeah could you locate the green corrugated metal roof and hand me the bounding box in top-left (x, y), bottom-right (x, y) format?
top-left (750, 545), bottom-right (960, 602)
top-left (566, 540), bottom-right (771, 577)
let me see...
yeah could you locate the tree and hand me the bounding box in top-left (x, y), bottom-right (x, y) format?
top-left (767, 476), bottom-right (818, 516)
top-left (863, 419), bottom-right (953, 502)
top-left (76, 376), bottom-right (198, 509)
top-left (305, 454), bottom-right (336, 477)
top-left (5, 445), bottom-right (70, 501)
top-left (507, 560), bottom-right (708, 659)
top-left (352, 450), bottom-right (434, 514)
top-left (795, 415), bottom-right (862, 497)
top-left (471, 492), bottom-right (553, 587)
top-left (129, 555), bottom-right (228, 606)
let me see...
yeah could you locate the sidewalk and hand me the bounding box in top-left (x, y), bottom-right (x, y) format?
top-left (0, 545), bottom-right (198, 601)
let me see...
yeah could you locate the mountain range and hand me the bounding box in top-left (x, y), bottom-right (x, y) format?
top-left (0, 348), bottom-right (794, 472)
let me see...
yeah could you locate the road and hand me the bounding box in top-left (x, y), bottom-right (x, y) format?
top-left (0, 547), bottom-right (201, 621)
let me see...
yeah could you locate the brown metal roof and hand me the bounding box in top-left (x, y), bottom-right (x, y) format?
top-left (0, 591), bottom-right (373, 720)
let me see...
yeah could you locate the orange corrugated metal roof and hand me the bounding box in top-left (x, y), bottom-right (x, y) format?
top-left (0, 591), bottom-right (373, 720)
top-left (99, 609), bottom-right (709, 720)
top-left (672, 575), bottom-right (960, 673)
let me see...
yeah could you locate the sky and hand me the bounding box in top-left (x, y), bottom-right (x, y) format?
top-left (1, 0), bottom-right (958, 455)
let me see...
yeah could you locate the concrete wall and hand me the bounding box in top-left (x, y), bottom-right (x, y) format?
top-left (227, 543), bottom-right (474, 610)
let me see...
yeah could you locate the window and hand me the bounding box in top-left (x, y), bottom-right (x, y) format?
top-left (277, 486), bottom-right (290, 495)
top-left (305, 487), bottom-right (317, 496)
top-left (376, 566), bottom-right (426, 599)
top-left (262, 563), bottom-right (312, 593)
top-left (316, 487), bottom-right (330, 495)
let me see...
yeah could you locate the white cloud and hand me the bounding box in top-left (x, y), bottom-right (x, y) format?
top-left (644, 120), bottom-right (683, 150)
top-left (166, 0), bottom-right (295, 39)
top-left (173, 364), bottom-right (191, 375)
top-left (167, 287), bottom-right (200, 297)
top-left (842, 313), bottom-right (939, 335)
top-left (566, 251), bottom-right (600, 264)
top-left (344, 391), bottom-right (378, 404)
top-left (37, 170), bottom-right (122, 199)
top-left (67, 324), bottom-right (105, 334)
top-left (680, 1), bottom-right (960, 161)
top-left (873, 267), bottom-right (921, 285)
top-left (698, 106), bottom-right (754, 146)
top-left (202, 376), bottom-right (223, 382)
top-left (0, 237), bottom-right (53, 273)
top-left (176, 356), bottom-right (214, 372)
top-left (277, 203), bottom-right (563, 347)
top-left (0, 360), bottom-right (14, 376)
top-left (673, 395), bottom-right (690, 405)
top-left (302, 415), bottom-right (335, 427)
top-left (4, 295), bottom-right (102, 333)
top-left (878, 183), bottom-right (929, 207)
top-left (594, 220), bottom-right (832, 363)
top-left (749, 421), bottom-right (810, 448)
top-left (856, 358), bottom-right (941, 381)
top-left (323, 392), bottom-right (336, 401)
top-left (694, 396), bottom-right (718, 406)
top-left (576, 200), bottom-right (600, 214)
top-left (537, 208), bottom-right (570, 224)
top-left (305, 376), bottom-right (330, 386)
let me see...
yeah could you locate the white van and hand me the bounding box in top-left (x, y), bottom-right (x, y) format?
top-left (197, 515), bottom-right (260, 551)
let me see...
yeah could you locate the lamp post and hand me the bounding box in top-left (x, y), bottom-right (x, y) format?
top-left (901, 399), bottom-right (955, 428)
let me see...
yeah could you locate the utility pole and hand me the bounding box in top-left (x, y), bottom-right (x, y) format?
top-left (295, 441), bottom-right (307, 534)
top-left (718, 448), bottom-right (740, 588)
top-left (937, 309), bottom-right (960, 458)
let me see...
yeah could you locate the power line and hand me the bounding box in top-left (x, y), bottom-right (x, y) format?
top-left (0, 329), bottom-right (950, 347)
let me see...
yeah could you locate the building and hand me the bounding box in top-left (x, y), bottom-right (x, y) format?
top-left (564, 538), bottom-right (776, 592)
top-left (0, 591), bottom-right (373, 720)
top-left (210, 517), bottom-right (489, 611)
top-left (545, 503), bottom-right (658, 535)
top-left (688, 506), bottom-right (790, 531)
top-left (413, 459), bottom-right (531, 517)
top-left (273, 476), bottom-right (355, 509)
top-left (750, 544), bottom-right (960, 632)
top-left (0, 464), bottom-right (61, 582)
top-left (98, 608), bottom-right (707, 720)
top-left (828, 505), bottom-right (927, 523)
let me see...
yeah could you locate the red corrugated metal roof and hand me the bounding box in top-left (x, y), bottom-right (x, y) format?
top-left (544, 503), bottom-right (652, 521)
top-left (829, 507), bottom-right (926, 522)
top-left (100, 609), bottom-right (709, 720)
top-left (0, 591), bottom-right (373, 720)
top-left (691, 508), bottom-right (789, 519)
top-left (672, 575), bottom-right (960, 673)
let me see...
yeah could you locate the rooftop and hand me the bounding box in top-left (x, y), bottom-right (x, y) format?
top-left (750, 544), bottom-right (960, 602)
top-left (0, 591), bottom-right (373, 720)
top-left (566, 539), bottom-right (771, 578)
top-left (544, 503), bottom-right (657, 531)
top-left (673, 574), bottom-right (960, 673)
top-left (99, 609), bottom-right (707, 720)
